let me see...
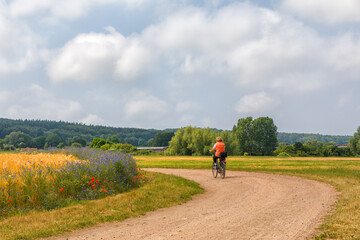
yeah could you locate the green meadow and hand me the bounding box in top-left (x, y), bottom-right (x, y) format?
top-left (2, 155), bottom-right (360, 239)
top-left (136, 155), bottom-right (360, 239)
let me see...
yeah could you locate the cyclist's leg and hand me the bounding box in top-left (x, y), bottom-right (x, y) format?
top-left (213, 156), bottom-right (219, 167)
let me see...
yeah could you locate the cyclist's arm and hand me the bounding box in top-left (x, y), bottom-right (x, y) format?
top-left (209, 143), bottom-right (217, 152)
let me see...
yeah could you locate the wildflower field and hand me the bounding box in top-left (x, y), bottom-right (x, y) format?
top-left (0, 148), bottom-right (147, 218)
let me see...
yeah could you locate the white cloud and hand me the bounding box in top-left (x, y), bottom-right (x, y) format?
top-left (176, 101), bottom-right (201, 113)
top-left (8, 0), bottom-right (149, 19)
top-left (0, 9), bottom-right (41, 74)
top-left (2, 84), bottom-right (88, 123)
top-left (8, 100), bottom-right (83, 121)
top-left (280, 0), bottom-right (360, 23)
top-left (0, 90), bottom-right (11, 103)
top-left (124, 91), bottom-right (168, 120)
top-left (326, 34), bottom-right (360, 74)
top-left (235, 92), bottom-right (280, 114)
top-left (48, 27), bottom-right (151, 82)
top-left (47, 2), bottom-right (360, 94)
top-left (139, 3), bottom-right (333, 93)
top-left (336, 93), bottom-right (353, 108)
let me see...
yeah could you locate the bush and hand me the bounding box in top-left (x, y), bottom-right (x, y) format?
top-left (71, 143), bottom-right (82, 148)
top-left (3, 144), bottom-right (15, 151)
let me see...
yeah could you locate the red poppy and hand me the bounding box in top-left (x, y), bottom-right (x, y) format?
top-left (60, 188), bottom-right (64, 192)
top-left (95, 180), bottom-right (99, 183)
top-left (104, 190), bottom-right (107, 192)
top-left (91, 177), bottom-right (95, 180)
top-left (103, 180), bottom-right (107, 183)
top-left (89, 182), bottom-right (92, 185)
top-left (8, 200), bottom-right (12, 203)
top-left (92, 184), bottom-right (96, 188)
top-left (94, 189), bottom-right (97, 191)
top-left (134, 178), bottom-right (137, 181)
top-left (102, 186), bottom-right (105, 188)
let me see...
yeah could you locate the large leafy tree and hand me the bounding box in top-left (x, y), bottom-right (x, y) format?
top-left (32, 136), bottom-right (46, 149)
top-left (45, 133), bottom-right (64, 148)
top-left (4, 131), bottom-right (32, 148)
top-left (232, 117), bottom-right (278, 155)
top-left (166, 128), bottom-right (189, 155)
top-left (350, 126), bottom-right (360, 156)
top-left (250, 117), bottom-right (278, 155)
top-left (232, 117), bottom-right (254, 155)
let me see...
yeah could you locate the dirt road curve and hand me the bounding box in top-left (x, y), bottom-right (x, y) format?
top-left (49, 169), bottom-right (337, 240)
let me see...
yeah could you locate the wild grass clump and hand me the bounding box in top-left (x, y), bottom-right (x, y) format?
top-left (0, 148), bottom-right (148, 218)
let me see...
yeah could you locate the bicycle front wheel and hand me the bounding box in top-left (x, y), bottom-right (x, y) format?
top-left (212, 162), bottom-right (218, 178)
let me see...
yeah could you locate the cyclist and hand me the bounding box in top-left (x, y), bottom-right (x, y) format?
top-left (209, 136), bottom-right (225, 168)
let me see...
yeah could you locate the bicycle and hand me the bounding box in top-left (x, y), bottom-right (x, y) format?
top-left (212, 152), bottom-right (227, 179)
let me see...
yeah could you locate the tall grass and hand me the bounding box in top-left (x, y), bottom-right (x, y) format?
top-left (0, 148), bottom-right (147, 218)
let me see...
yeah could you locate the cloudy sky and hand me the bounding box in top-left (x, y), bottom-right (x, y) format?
top-left (1, 0), bottom-right (360, 135)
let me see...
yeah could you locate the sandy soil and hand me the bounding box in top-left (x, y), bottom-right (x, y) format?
top-left (47, 169), bottom-right (338, 240)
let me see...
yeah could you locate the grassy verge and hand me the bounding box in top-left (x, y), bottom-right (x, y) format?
top-left (135, 155), bottom-right (360, 239)
top-left (0, 171), bottom-right (204, 240)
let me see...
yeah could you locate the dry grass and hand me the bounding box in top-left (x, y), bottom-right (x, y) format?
top-left (0, 153), bottom-right (79, 174)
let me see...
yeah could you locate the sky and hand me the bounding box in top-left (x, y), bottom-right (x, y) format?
top-left (1, 0), bottom-right (360, 135)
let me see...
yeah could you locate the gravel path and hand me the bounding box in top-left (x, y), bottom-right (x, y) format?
top-left (48, 169), bottom-right (337, 240)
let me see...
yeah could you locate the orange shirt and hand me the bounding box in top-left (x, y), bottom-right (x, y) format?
top-left (213, 142), bottom-right (225, 157)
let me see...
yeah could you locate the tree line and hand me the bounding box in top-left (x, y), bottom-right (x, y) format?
top-left (277, 132), bottom-right (350, 145)
top-left (0, 118), bottom-right (174, 147)
top-left (1, 117), bottom-right (359, 157)
top-left (350, 126), bottom-right (360, 156)
top-left (165, 117), bottom-right (358, 157)
top-left (166, 117), bottom-right (278, 156)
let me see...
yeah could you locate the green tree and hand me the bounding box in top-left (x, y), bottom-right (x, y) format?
top-left (303, 140), bottom-right (324, 156)
top-left (250, 117), bottom-right (278, 155)
top-left (0, 139), bottom-right (5, 149)
top-left (45, 133), bottom-right (63, 147)
top-left (350, 126), bottom-right (360, 156)
top-left (113, 143), bottom-right (137, 153)
top-left (107, 135), bottom-right (121, 144)
top-left (293, 142), bottom-right (306, 155)
top-left (232, 117), bottom-right (253, 155)
top-left (148, 132), bottom-right (175, 147)
top-left (32, 136), bottom-right (46, 149)
top-left (274, 142), bottom-right (294, 156)
top-left (4, 131), bottom-right (32, 148)
top-left (166, 128), bottom-right (190, 155)
top-left (90, 138), bottom-right (106, 148)
top-left (232, 117), bottom-right (278, 156)
top-left (68, 136), bottom-right (87, 147)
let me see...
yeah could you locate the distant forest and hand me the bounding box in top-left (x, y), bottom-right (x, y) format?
top-left (0, 118), bottom-right (351, 148)
top-left (0, 118), bottom-right (176, 147)
top-left (277, 132), bottom-right (351, 145)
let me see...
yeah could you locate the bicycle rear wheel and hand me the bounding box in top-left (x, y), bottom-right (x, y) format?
top-left (212, 162), bottom-right (218, 178)
top-left (219, 161), bottom-right (226, 179)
